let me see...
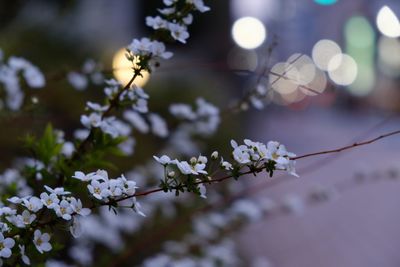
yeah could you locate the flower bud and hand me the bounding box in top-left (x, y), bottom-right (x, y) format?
top-left (167, 171), bottom-right (175, 178)
top-left (190, 157), bottom-right (197, 165)
top-left (211, 151), bottom-right (218, 160)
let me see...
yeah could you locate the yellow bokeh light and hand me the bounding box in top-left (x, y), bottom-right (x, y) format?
top-left (112, 48), bottom-right (150, 87)
top-left (231, 17), bottom-right (267, 50)
top-left (376, 6), bottom-right (400, 38)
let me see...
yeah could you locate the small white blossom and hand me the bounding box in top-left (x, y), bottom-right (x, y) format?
top-left (19, 245), bottom-right (30, 265)
top-left (70, 198), bottom-right (91, 216)
top-left (67, 72), bottom-right (88, 91)
top-left (70, 217), bottom-right (83, 238)
top-left (55, 200), bottom-right (74, 220)
top-left (44, 186), bottom-right (71, 196)
top-left (33, 230), bottom-right (52, 254)
top-left (22, 196), bottom-right (43, 212)
top-left (199, 184), bottom-right (207, 199)
top-left (148, 113), bottom-right (169, 137)
top-left (168, 23), bottom-right (190, 44)
top-left (40, 192), bottom-right (60, 209)
top-left (187, 0), bottom-right (210, 12)
top-left (87, 180), bottom-right (111, 200)
top-left (153, 155), bottom-right (172, 165)
top-left (0, 233), bottom-right (14, 258)
top-left (146, 16), bottom-right (168, 30)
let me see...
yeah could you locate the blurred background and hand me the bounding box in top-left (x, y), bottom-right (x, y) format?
top-left (1, 0), bottom-right (400, 266)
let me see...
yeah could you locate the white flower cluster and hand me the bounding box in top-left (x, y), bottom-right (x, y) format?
top-left (73, 170), bottom-right (145, 216)
top-left (231, 139), bottom-right (298, 177)
top-left (154, 155), bottom-right (208, 198)
top-left (67, 59), bottom-right (104, 91)
top-left (0, 185), bottom-right (92, 263)
top-left (169, 98), bottom-right (220, 136)
top-left (0, 49), bottom-right (45, 110)
top-left (127, 38), bottom-right (173, 60)
top-left (146, 0), bottom-right (210, 45)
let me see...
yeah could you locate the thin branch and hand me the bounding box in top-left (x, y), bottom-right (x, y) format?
top-left (292, 129), bottom-right (400, 160)
top-left (109, 128), bottom-right (400, 202)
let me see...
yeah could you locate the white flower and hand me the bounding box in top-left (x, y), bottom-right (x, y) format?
top-left (146, 16), bottom-right (168, 30)
top-left (81, 113), bottom-right (102, 128)
top-left (211, 151), bottom-right (219, 160)
top-left (127, 38), bottom-right (153, 56)
top-left (168, 23), bottom-right (190, 44)
top-left (232, 145), bottom-right (251, 164)
top-left (153, 155), bottom-right (171, 165)
top-left (33, 230), bottom-right (52, 254)
top-left (123, 110), bottom-right (149, 133)
top-left (124, 179), bottom-right (137, 196)
top-left (87, 180), bottom-right (111, 200)
top-left (198, 184), bottom-right (207, 199)
top-left (86, 101), bottom-right (108, 112)
top-left (163, 0), bottom-right (177, 5)
top-left (67, 72), bottom-right (88, 91)
top-left (0, 233), bottom-right (14, 258)
top-left (169, 103), bottom-right (196, 120)
top-left (72, 171), bottom-right (91, 182)
top-left (150, 41), bottom-right (173, 59)
top-left (55, 200), bottom-right (74, 220)
top-left (158, 7), bottom-right (176, 15)
top-left (23, 65), bottom-right (45, 88)
top-left (220, 158), bottom-right (233, 170)
top-left (19, 245), bottom-right (30, 265)
top-left (70, 198), bottom-right (91, 216)
top-left (148, 113), bottom-right (169, 137)
top-left (183, 14), bottom-right (193, 25)
top-left (61, 142), bottom-right (75, 157)
top-left (44, 185), bottom-right (71, 196)
top-left (40, 192), bottom-right (60, 209)
top-left (7, 196), bottom-right (22, 204)
top-left (187, 0), bottom-right (210, 12)
top-left (175, 160), bottom-right (194, 175)
top-left (0, 207), bottom-right (16, 216)
top-left (18, 210), bottom-right (36, 226)
top-left (70, 217), bottom-right (83, 238)
top-left (174, 159), bottom-right (207, 175)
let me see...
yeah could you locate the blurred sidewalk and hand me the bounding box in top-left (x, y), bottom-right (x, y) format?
top-left (238, 107), bottom-right (400, 267)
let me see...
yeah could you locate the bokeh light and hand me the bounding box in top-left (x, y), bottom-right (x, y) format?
top-left (376, 6), bottom-right (400, 38)
top-left (328, 54), bottom-right (358, 86)
top-left (112, 48), bottom-right (150, 87)
top-left (378, 36), bottom-right (400, 77)
top-left (314, 0), bottom-right (337, 6)
top-left (287, 53), bottom-right (316, 85)
top-left (312, 39), bottom-right (342, 71)
top-left (269, 62), bottom-right (299, 95)
top-left (231, 17), bottom-right (266, 50)
top-left (300, 68), bottom-right (327, 96)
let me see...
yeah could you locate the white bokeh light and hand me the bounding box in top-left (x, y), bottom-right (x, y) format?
top-left (231, 17), bottom-right (267, 50)
top-left (376, 6), bottom-right (400, 38)
top-left (328, 54), bottom-right (358, 86)
top-left (269, 62), bottom-right (299, 95)
top-left (287, 53), bottom-right (316, 85)
top-left (312, 39), bottom-right (342, 71)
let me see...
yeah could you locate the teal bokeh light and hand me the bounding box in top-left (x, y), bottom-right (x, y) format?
top-left (314, 0), bottom-right (337, 5)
